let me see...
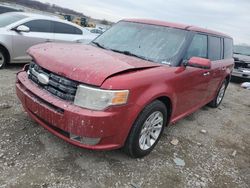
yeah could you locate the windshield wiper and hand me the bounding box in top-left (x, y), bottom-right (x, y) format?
top-left (110, 49), bottom-right (149, 61)
top-left (92, 41), bottom-right (106, 49)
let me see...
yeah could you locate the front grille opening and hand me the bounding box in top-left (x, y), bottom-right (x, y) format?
top-left (25, 86), bottom-right (64, 114)
top-left (28, 62), bottom-right (79, 101)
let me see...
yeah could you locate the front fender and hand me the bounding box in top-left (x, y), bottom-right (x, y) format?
top-left (134, 82), bottom-right (175, 112)
top-left (102, 66), bottom-right (178, 124)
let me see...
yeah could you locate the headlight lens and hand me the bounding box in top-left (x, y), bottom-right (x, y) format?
top-left (74, 85), bottom-right (129, 110)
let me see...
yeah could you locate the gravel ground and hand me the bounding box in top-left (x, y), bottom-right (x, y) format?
top-left (0, 65), bottom-right (249, 188)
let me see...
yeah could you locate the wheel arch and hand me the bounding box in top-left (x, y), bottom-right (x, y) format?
top-left (135, 93), bottom-right (174, 127)
top-left (133, 84), bottom-right (176, 128)
top-left (225, 74), bottom-right (231, 86)
top-left (155, 96), bottom-right (173, 125)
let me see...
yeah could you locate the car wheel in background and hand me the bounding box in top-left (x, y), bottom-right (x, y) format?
top-left (124, 100), bottom-right (167, 158)
top-left (0, 47), bottom-right (7, 69)
top-left (209, 80), bottom-right (228, 108)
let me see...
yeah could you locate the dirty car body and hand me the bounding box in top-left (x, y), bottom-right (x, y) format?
top-left (16, 19), bottom-right (234, 157)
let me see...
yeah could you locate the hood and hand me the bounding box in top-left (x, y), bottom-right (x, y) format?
top-left (234, 54), bottom-right (250, 62)
top-left (27, 43), bottom-right (160, 86)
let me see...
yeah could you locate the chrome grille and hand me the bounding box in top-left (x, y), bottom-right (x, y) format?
top-left (28, 62), bottom-right (78, 101)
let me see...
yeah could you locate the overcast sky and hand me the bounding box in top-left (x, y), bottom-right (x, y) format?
top-left (37, 0), bottom-right (250, 45)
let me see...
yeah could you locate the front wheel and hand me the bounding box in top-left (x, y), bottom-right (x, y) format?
top-left (209, 80), bottom-right (228, 108)
top-left (124, 100), bottom-right (167, 158)
top-left (0, 48), bottom-right (7, 69)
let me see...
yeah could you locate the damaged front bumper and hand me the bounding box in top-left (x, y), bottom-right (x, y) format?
top-left (232, 60), bottom-right (250, 79)
top-left (16, 71), bottom-right (135, 150)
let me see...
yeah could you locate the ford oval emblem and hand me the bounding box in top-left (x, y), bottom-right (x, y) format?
top-left (37, 73), bottom-right (49, 85)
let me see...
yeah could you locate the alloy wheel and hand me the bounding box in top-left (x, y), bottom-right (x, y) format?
top-left (0, 52), bottom-right (4, 68)
top-left (216, 82), bottom-right (226, 105)
top-left (139, 111), bottom-right (164, 150)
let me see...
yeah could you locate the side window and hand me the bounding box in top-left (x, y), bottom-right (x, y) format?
top-left (54, 22), bottom-right (82, 35)
top-left (208, 36), bottom-right (222, 61)
top-left (185, 34), bottom-right (208, 60)
top-left (224, 38), bottom-right (233, 59)
top-left (23, 20), bottom-right (53, 33)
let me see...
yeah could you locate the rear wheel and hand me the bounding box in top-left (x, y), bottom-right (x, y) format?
top-left (209, 80), bottom-right (227, 108)
top-left (124, 100), bottom-right (167, 158)
top-left (0, 48), bottom-right (7, 69)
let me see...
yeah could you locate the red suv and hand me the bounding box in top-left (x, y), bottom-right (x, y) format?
top-left (16, 19), bottom-right (234, 158)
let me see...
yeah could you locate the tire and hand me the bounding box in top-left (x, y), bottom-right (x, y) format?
top-left (208, 80), bottom-right (228, 108)
top-left (124, 100), bottom-right (167, 158)
top-left (0, 47), bottom-right (7, 69)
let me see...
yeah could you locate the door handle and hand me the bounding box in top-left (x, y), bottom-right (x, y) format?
top-left (46, 39), bottom-right (53, 42)
top-left (203, 72), bottom-right (210, 76)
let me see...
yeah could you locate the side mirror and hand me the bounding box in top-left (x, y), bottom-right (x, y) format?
top-left (15, 25), bottom-right (30, 32)
top-left (186, 57), bottom-right (211, 69)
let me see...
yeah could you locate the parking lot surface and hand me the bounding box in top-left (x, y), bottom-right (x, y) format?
top-left (0, 65), bottom-right (249, 188)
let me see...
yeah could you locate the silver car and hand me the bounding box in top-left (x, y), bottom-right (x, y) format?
top-left (232, 45), bottom-right (250, 80)
top-left (0, 12), bottom-right (98, 69)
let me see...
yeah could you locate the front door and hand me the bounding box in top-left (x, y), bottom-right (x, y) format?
top-left (173, 33), bottom-right (212, 117)
top-left (12, 19), bottom-right (54, 62)
top-left (173, 66), bottom-right (211, 117)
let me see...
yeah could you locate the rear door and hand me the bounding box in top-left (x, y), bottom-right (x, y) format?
top-left (174, 33), bottom-right (212, 116)
top-left (12, 19), bottom-right (54, 62)
top-left (206, 36), bottom-right (226, 97)
top-left (52, 21), bottom-right (83, 43)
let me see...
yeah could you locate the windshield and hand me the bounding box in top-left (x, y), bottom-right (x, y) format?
top-left (234, 45), bottom-right (250, 56)
top-left (0, 13), bottom-right (27, 27)
top-left (93, 21), bottom-right (188, 64)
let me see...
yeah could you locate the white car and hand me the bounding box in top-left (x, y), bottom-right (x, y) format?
top-left (0, 12), bottom-right (97, 68)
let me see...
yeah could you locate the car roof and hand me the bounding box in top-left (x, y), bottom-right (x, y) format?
top-left (3, 12), bottom-right (85, 30)
top-left (5, 11), bottom-right (58, 19)
top-left (123, 18), bottom-right (232, 39)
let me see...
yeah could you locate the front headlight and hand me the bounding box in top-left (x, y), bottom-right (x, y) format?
top-left (74, 85), bottom-right (129, 110)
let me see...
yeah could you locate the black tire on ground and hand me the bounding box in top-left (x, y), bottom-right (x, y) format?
top-left (208, 80), bottom-right (228, 108)
top-left (124, 100), bottom-right (168, 158)
top-left (0, 47), bottom-right (8, 69)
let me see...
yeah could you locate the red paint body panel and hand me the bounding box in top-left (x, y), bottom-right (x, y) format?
top-left (16, 72), bottom-right (141, 150)
top-left (124, 19), bottom-right (231, 38)
top-left (16, 19), bottom-right (234, 151)
top-left (188, 26), bottom-right (232, 39)
top-left (123, 19), bottom-right (189, 30)
top-left (27, 43), bottom-right (159, 86)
